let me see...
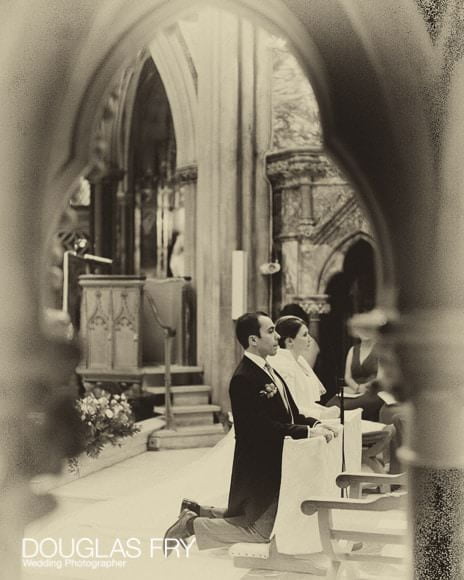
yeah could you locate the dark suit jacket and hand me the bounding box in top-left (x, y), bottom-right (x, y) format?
top-left (226, 355), bottom-right (319, 526)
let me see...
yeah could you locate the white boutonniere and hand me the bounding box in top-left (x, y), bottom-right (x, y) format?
top-left (259, 383), bottom-right (278, 399)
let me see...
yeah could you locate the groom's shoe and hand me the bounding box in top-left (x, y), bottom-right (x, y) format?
top-left (163, 509), bottom-right (197, 557)
top-left (180, 498), bottom-right (201, 516)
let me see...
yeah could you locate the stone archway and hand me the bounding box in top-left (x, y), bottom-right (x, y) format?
top-left (38, 0), bottom-right (416, 295)
top-left (1, 1), bottom-right (450, 577)
top-left (148, 26), bottom-right (197, 169)
top-left (318, 232), bottom-right (377, 296)
top-left (317, 235), bottom-right (377, 398)
top-left (37, 0), bottom-right (424, 412)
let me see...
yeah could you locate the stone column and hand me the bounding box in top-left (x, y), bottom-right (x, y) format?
top-left (196, 8), bottom-right (240, 410)
top-left (266, 148), bottom-right (331, 312)
top-left (115, 182), bottom-right (134, 275)
top-left (398, 21), bottom-right (464, 570)
top-left (350, 305), bottom-right (464, 580)
top-left (0, 2), bottom-right (94, 575)
top-left (267, 159), bottom-right (298, 311)
top-left (239, 24), bottom-right (273, 312)
top-left (196, 9), bottom-right (272, 409)
top-left (377, 6), bottom-right (464, 578)
top-left (88, 167), bottom-right (124, 265)
top-left (398, 313), bottom-right (464, 580)
top-left (174, 165), bottom-right (197, 280)
top-left (300, 178), bottom-right (316, 229)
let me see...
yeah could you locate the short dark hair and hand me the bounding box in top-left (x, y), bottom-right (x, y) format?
top-left (235, 311), bottom-right (269, 349)
top-left (275, 316), bottom-right (306, 349)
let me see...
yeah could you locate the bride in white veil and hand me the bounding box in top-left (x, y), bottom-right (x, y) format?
top-left (270, 315), bottom-right (339, 420)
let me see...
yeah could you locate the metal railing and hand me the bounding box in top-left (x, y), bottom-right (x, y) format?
top-left (145, 291), bottom-right (177, 430)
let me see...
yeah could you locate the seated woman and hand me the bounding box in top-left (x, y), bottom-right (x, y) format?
top-left (324, 326), bottom-right (399, 472)
top-left (326, 327), bottom-right (384, 422)
top-left (270, 316), bottom-right (339, 420)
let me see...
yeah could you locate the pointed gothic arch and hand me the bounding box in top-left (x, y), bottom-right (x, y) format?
top-left (318, 231), bottom-right (377, 295)
top-left (148, 25), bottom-right (198, 169)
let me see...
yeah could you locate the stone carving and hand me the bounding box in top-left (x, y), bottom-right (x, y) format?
top-left (87, 54), bottom-right (139, 182)
top-left (312, 195), bottom-right (370, 246)
top-left (267, 148), bottom-right (348, 243)
top-left (266, 148), bottom-right (336, 192)
top-left (283, 267), bottom-right (297, 298)
top-left (279, 189), bottom-right (301, 239)
top-left (113, 291), bottom-right (136, 332)
top-left (268, 147), bottom-right (373, 303)
top-left (282, 243), bottom-right (298, 298)
top-left (270, 40), bottom-right (321, 149)
top-left (294, 295), bottom-right (331, 316)
top-left (87, 290), bottom-right (110, 331)
top-left (298, 224), bottom-right (315, 238)
top-left (269, 149), bottom-right (332, 244)
top-left (87, 86), bottom-right (121, 180)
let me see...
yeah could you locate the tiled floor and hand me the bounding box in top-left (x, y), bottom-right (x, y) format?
top-left (22, 442), bottom-right (407, 580)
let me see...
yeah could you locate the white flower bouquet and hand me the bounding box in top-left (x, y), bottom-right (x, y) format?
top-left (69, 389), bottom-right (140, 471)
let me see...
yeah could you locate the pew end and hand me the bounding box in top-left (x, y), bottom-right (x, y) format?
top-left (336, 471), bottom-right (407, 498)
top-left (301, 490), bottom-right (407, 578)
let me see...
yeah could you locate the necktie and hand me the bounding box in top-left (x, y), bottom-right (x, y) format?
top-left (264, 362), bottom-right (294, 422)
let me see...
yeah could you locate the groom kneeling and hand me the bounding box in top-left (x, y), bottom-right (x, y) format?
top-left (164, 311), bottom-right (337, 553)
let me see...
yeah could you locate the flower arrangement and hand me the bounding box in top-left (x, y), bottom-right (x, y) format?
top-left (69, 389), bottom-right (140, 472)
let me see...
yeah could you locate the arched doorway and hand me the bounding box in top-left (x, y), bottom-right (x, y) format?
top-left (319, 238), bottom-right (377, 400)
top-left (129, 55), bottom-right (177, 278)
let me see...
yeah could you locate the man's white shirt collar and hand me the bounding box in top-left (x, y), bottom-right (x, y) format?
top-left (244, 350), bottom-right (269, 371)
top-left (244, 350), bottom-right (294, 417)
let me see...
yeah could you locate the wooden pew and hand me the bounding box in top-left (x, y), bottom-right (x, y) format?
top-left (230, 415), bottom-right (362, 574)
top-left (231, 472), bottom-right (407, 577)
top-left (336, 471), bottom-right (407, 498)
top-left (301, 472), bottom-right (407, 578)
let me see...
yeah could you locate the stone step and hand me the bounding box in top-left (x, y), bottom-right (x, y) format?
top-left (76, 365), bottom-right (203, 386)
top-left (143, 364), bottom-right (204, 387)
top-left (143, 364), bottom-right (203, 375)
top-left (154, 403), bottom-right (221, 426)
top-left (143, 384), bottom-right (211, 405)
top-left (148, 423), bottom-right (226, 450)
top-left (154, 403), bottom-right (221, 414)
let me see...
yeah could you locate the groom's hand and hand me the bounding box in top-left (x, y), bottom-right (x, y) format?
top-left (319, 423), bottom-right (340, 437)
top-left (310, 426), bottom-right (334, 442)
top-left (310, 424), bottom-right (339, 443)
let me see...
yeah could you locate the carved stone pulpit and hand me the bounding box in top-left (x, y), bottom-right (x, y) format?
top-left (78, 275), bottom-right (145, 385)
